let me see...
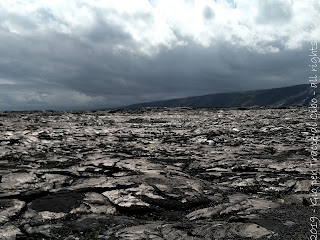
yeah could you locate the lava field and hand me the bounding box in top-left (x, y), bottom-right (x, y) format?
top-left (0, 107), bottom-right (318, 239)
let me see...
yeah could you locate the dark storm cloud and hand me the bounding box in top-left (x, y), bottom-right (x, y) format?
top-left (0, 0), bottom-right (316, 110)
top-left (59, 39), bottom-right (308, 98)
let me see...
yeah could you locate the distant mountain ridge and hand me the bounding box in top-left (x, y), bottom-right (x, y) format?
top-left (125, 84), bottom-right (319, 109)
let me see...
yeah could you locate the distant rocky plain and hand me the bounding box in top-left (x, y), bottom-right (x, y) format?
top-left (0, 107), bottom-right (318, 239)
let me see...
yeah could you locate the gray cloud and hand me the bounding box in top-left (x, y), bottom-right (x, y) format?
top-left (203, 6), bottom-right (215, 20)
top-left (256, 0), bottom-right (293, 25)
top-left (0, 0), bottom-right (317, 110)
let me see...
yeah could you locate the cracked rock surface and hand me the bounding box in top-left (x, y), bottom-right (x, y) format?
top-left (0, 108), bottom-right (317, 239)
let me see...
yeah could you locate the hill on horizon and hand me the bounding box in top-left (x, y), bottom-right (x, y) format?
top-left (124, 84), bottom-right (319, 109)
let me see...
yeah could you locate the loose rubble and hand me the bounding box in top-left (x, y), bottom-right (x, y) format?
top-left (0, 107), bottom-right (317, 239)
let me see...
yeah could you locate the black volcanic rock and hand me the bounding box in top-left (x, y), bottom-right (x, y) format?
top-left (0, 107), bottom-right (317, 239)
top-left (30, 192), bottom-right (84, 213)
top-left (125, 84), bottom-right (319, 109)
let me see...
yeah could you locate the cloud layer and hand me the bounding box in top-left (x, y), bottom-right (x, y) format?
top-left (1, 0), bottom-right (319, 110)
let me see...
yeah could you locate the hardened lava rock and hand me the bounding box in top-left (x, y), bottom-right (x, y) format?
top-left (0, 107), bottom-right (316, 239)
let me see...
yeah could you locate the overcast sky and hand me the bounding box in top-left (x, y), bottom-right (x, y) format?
top-left (1, 0), bottom-right (319, 110)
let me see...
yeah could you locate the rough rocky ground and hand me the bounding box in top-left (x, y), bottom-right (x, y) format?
top-left (0, 107), bottom-right (318, 239)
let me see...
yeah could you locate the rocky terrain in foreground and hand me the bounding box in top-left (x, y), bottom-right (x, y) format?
top-left (0, 107), bottom-right (318, 239)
